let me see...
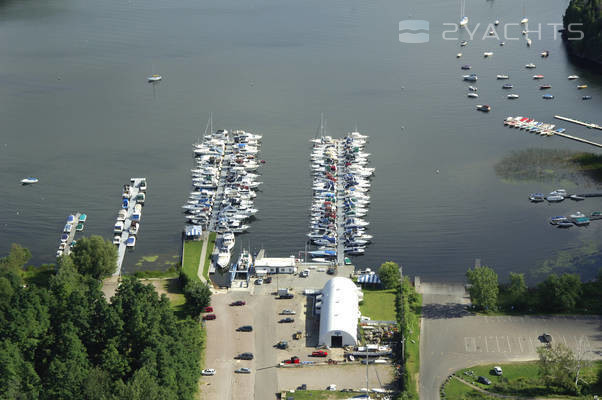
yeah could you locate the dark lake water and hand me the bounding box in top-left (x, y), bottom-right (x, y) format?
top-left (1, 0), bottom-right (601, 282)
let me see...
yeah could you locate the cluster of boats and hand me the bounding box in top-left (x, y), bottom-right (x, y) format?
top-left (307, 130), bottom-right (374, 261)
top-left (528, 189), bottom-right (585, 203)
top-left (113, 178), bottom-right (147, 249)
top-left (57, 213), bottom-right (87, 257)
top-left (549, 211), bottom-right (598, 228)
top-left (503, 116), bottom-right (566, 136)
top-left (183, 128), bottom-right (263, 270)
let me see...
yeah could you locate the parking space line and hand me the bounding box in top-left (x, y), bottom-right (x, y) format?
top-left (506, 336), bottom-right (512, 353)
top-left (485, 336), bottom-right (489, 352)
top-left (518, 336), bottom-right (523, 353)
top-left (496, 336), bottom-right (501, 352)
top-left (529, 336), bottom-right (534, 353)
top-left (563, 335), bottom-right (568, 347)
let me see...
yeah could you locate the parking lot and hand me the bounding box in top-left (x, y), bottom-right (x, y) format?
top-left (419, 282), bottom-right (602, 400)
top-left (201, 265), bottom-right (396, 399)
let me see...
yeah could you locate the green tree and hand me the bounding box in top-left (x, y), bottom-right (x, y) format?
top-left (537, 343), bottom-right (581, 394)
top-left (507, 272), bottom-right (528, 310)
top-left (70, 235), bottom-right (117, 279)
top-left (378, 261), bottom-right (401, 289)
top-left (183, 280), bottom-right (212, 316)
top-left (466, 266), bottom-right (499, 311)
top-left (537, 273), bottom-right (582, 312)
top-left (0, 341), bottom-right (41, 400)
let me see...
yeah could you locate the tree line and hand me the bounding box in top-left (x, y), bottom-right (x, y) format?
top-left (466, 265), bottom-right (602, 314)
top-left (563, 0), bottom-right (602, 64)
top-left (0, 238), bottom-right (208, 400)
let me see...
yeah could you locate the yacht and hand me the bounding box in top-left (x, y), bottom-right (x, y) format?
top-left (222, 231), bottom-right (235, 251)
top-left (496, 74), bottom-right (509, 79)
top-left (20, 177), bottom-right (39, 185)
top-left (533, 74), bottom-right (544, 79)
top-left (467, 93), bottom-right (478, 98)
top-left (507, 94), bottom-right (519, 99)
top-left (483, 52), bottom-right (494, 57)
top-left (568, 75), bottom-right (579, 80)
top-left (468, 86), bottom-right (477, 91)
top-left (525, 63), bottom-right (536, 69)
top-left (126, 236), bottom-right (136, 248)
top-left (476, 104), bottom-right (491, 112)
top-left (147, 74), bottom-right (162, 82)
top-left (463, 74), bottom-right (477, 82)
top-left (216, 248), bottom-right (231, 270)
top-left (502, 83), bottom-right (513, 89)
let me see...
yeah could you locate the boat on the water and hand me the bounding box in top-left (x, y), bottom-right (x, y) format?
top-left (549, 216), bottom-right (568, 225)
top-left (460, 40), bottom-right (468, 46)
top-left (542, 94), bottom-right (555, 100)
top-left (541, 51), bottom-right (549, 57)
top-left (476, 104), bottom-right (491, 112)
top-left (569, 194), bottom-right (585, 201)
top-left (529, 193), bottom-right (545, 202)
top-left (568, 75), bottom-right (579, 80)
top-left (456, 53), bottom-right (462, 58)
top-left (525, 63), bottom-right (536, 69)
top-left (20, 177), bottom-right (39, 185)
top-left (126, 236), bottom-right (136, 248)
top-left (497, 74), bottom-right (509, 79)
top-left (461, 65), bottom-right (471, 70)
top-left (577, 85), bottom-right (588, 89)
top-left (78, 214), bottom-right (87, 223)
top-left (533, 74), bottom-right (544, 79)
top-left (147, 74), bottom-right (162, 82)
top-left (463, 74), bottom-right (477, 82)
top-left (76, 223), bottom-right (84, 232)
top-left (539, 84), bottom-right (552, 90)
top-left (468, 86), bottom-right (478, 91)
top-left (582, 96), bottom-right (592, 100)
top-left (507, 94), bottom-right (519, 99)
top-left (502, 83), bottom-right (513, 89)
top-left (546, 194), bottom-right (564, 202)
top-left (467, 93), bottom-right (478, 98)
top-left (483, 52), bottom-right (493, 57)
top-left (494, 19), bottom-right (500, 25)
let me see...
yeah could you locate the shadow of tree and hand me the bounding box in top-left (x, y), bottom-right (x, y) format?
top-left (421, 302), bottom-right (472, 319)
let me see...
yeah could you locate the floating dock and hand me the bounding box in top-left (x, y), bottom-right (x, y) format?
top-left (553, 131), bottom-right (602, 149)
top-left (114, 178), bottom-right (146, 276)
top-left (554, 115), bottom-right (602, 130)
top-left (58, 212), bottom-right (81, 257)
top-left (504, 116), bottom-right (602, 149)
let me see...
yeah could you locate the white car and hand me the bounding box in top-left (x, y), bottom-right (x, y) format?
top-left (493, 366), bottom-right (502, 376)
top-left (327, 384), bottom-right (337, 391)
top-left (202, 369), bottom-right (216, 376)
top-left (235, 368), bottom-right (251, 374)
top-left (281, 309), bottom-right (296, 315)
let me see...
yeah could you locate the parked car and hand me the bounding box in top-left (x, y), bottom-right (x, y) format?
top-left (281, 309), bottom-right (296, 315)
top-left (541, 333), bottom-right (553, 344)
top-left (300, 270), bottom-right (309, 277)
top-left (311, 350), bottom-right (328, 357)
top-left (279, 293), bottom-right (294, 299)
top-left (297, 384), bottom-right (307, 391)
top-left (235, 352), bottom-right (254, 360)
top-left (477, 376), bottom-right (492, 385)
top-left (264, 276), bottom-right (272, 284)
top-left (201, 369), bottom-right (216, 376)
top-left (283, 356), bottom-right (300, 364)
top-left (235, 368), bottom-right (251, 374)
top-left (255, 278), bottom-right (263, 285)
top-left (493, 366), bottom-right (503, 376)
top-left (275, 341), bottom-right (289, 349)
top-left (327, 267), bottom-right (336, 275)
top-left (279, 317), bottom-right (294, 323)
top-left (203, 306), bottom-right (214, 313)
top-left (230, 300), bottom-right (246, 306)
top-left (327, 384), bottom-right (337, 391)
top-left (237, 325), bottom-right (253, 332)
top-left (202, 314), bottom-right (216, 320)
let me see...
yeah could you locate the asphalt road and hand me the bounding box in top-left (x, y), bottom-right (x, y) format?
top-left (418, 282), bottom-right (602, 400)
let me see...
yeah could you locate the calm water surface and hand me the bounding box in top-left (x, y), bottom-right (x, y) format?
top-left (1, 0), bottom-right (601, 281)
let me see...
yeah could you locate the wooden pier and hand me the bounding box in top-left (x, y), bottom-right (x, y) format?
top-left (114, 178), bottom-right (146, 277)
top-left (335, 140), bottom-right (345, 267)
top-left (553, 131), bottom-right (602, 149)
top-left (60, 212), bottom-right (81, 256)
top-left (554, 115), bottom-right (602, 130)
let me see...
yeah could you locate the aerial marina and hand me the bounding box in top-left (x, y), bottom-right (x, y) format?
top-left (113, 178), bottom-right (147, 276)
top-left (504, 116), bottom-right (602, 148)
top-left (56, 212), bottom-right (87, 257)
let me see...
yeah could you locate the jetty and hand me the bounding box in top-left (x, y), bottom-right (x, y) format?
top-left (553, 131), bottom-right (602, 149)
top-left (58, 212), bottom-right (82, 257)
top-left (335, 141), bottom-right (345, 266)
top-left (554, 115), bottom-right (602, 130)
top-left (114, 178), bottom-right (146, 276)
top-left (504, 116), bottom-right (602, 149)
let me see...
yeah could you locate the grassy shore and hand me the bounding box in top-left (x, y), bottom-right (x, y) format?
top-left (404, 289), bottom-right (422, 399)
top-left (182, 240), bottom-right (204, 282)
top-left (202, 232), bottom-right (217, 281)
top-left (360, 288), bottom-right (397, 321)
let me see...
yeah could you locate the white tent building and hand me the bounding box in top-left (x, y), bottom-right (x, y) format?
top-left (318, 277), bottom-right (362, 347)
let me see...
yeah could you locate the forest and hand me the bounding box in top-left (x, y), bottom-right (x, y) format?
top-left (563, 0), bottom-right (602, 65)
top-left (0, 241), bottom-right (205, 400)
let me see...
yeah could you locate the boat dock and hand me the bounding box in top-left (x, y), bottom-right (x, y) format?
top-left (552, 131), bottom-right (602, 149)
top-left (336, 141), bottom-right (345, 266)
top-left (114, 178), bottom-right (146, 277)
top-left (504, 116), bottom-right (602, 149)
top-left (208, 140), bottom-right (232, 232)
top-left (58, 212), bottom-right (82, 257)
top-left (554, 115), bottom-right (602, 130)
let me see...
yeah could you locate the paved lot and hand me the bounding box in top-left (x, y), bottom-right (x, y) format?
top-left (278, 364), bottom-right (395, 392)
top-left (418, 282), bottom-right (602, 400)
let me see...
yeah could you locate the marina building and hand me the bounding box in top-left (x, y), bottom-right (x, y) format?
top-left (318, 277), bottom-right (362, 347)
top-left (253, 253), bottom-right (297, 275)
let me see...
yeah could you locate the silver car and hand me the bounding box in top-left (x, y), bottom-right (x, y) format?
top-left (235, 367), bottom-right (251, 374)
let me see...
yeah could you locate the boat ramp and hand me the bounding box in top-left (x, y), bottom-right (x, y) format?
top-left (113, 178), bottom-right (146, 276)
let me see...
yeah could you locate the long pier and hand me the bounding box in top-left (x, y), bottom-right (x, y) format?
top-left (59, 212), bottom-right (81, 257)
top-left (335, 141), bottom-right (345, 267)
top-left (554, 115), bottom-right (602, 130)
top-left (114, 178), bottom-right (146, 277)
top-left (553, 131), bottom-right (602, 149)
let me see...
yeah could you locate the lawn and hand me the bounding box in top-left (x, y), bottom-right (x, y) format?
top-left (182, 240), bottom-right (203, 282)
top-left (202, 232), bottom-right (216, 281)
top-left (360, 289), bottom-right (396, 321)
top-left (443, 377), bottom-right (498, 399)
top-left (405, 291), bottom-right (422, 399)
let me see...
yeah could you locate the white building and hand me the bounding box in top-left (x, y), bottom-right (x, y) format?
top-left (318, 277), bottom-right (362, 347)
top-left (253, 255), bottom-right (297, 275)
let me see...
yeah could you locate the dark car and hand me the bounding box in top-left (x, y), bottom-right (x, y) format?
top-left (235, 352), bottom-right (254, 360)
top-left (541, 333), bottom-right (552, 343)
top-left (297, 384), bottom-right (307, 391)
top-left (327, 267), bottom-right (336, 275)
top-left (279, 294), bottom-right (294, 299)
top-left (264, 276), bottom-right (273, 284)
top-left (477, 376), bottom-right (491, 385)
top-left (237, 325), bottom-right (253, 332)
top-left (202, 314), bottom-right (216, 320)
top-left (230, 300), bottom-right (246, 306)
top-left (275, 341), bottom-right (289, 349)
top-left (279, 317), bottom-right (294, 323)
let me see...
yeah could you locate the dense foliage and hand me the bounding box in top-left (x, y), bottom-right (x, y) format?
top-left (466, 266), bottom-right (499, 311)
top-left (378, 261), bottom-right (402, 289)
top-left (395, 276), bottom-right (421, 400)
top-left (70, 235), bottom-right (118, 279)
top-left (0, 244), bottom-right (204, 400)
top-left (179, 271), bottom-right (212, 316)
top-left (563, 0), bottom-right (602, 64)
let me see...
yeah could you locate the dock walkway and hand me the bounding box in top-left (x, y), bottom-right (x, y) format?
top-left (553, 131), bottom-right (602, 149)
top-left (554, 115), bottom-right (602, 130)
top-left (336, 141), bottom-right (344, 266)
top-left (61, 212), bottom-right (81, 256)
top-left (114, 178), bottom-right (145, 277)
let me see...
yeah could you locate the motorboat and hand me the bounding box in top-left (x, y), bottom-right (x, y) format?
top-left (126, 236), bottom-right (136, 248)
top-left (461, 65), bottom-right (471, 70)
top-left (539, 84), bottom-right (551, 90)
top-left (502, 83), bottom-right (513, 89)
top-left (529, 193), bottom-right (545, 202)
top-left (520, 17), bottom-right (528, 24)
top-left (541, 51), bottom-right (549, 57)
top-left (113, 236), bottom-right (121, 245)
top-left (20, 177), bottom-right (39, 185)
top-left (577, 85), bottom-right (588, 89)
top-left (476, 104), bottom-right (491, 112)
top-left (496, 74), bottom-right (509, 79)
top-left (582, 96), bottom-right (592, 100)
top-left (557, 221), bottom-right (573, 228)
top-left (488, 29), bottom-right (495, 36)
top-left (467, 93), bottom-right (478, 98)
top-left (457, 53), bottom-right (462, 58)
top-left (216, 248), bottom-right (231, 269)
top-left (525, 63), bottom-right (536, 68)
top-left (64, 224), bottom-right (73, 233)
top-left (460, 40), bottom-right (468, 46)
top-left (533, 74), bottom-right (544, 79)
top-left (494, 20), bottom-right (500, 25)
top-left (129, 222), bottom-right (139, 236)
top-left (147, 74), bottom-right (162, 82)
top-left (78, 214), bottom-right (87, 223)
top-left (76, 223), bottom-right (84, 232)
top-left (483, 52), bottom-right (494, 57)
top-left (542, 94), bottom-right (555, 100)
top-left (546, 194), bottom-right (564, 202)
top-left (507, 94), bottom-right (519, 99)
top-left (569, 194), bottom-right (585, 201)
top-left (463, 74), bottom-right (477, 82)
top-left (567, 75), bottom-right (579, 80)
top-left (549, 216), bottom-right (568, 225)
top-left (499, 41), bottom-right (505, 46)
top-left (460, 16), bottom-right (468, 27)
top-left (526, 38), bottom-right (532, 47)
top-left (114, 221), bottom-right (125, 233)
top-left (468, 86), bottom-right (477, 91)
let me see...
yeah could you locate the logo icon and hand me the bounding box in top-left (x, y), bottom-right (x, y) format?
top-left (399, 20), bottom-right (430, 43)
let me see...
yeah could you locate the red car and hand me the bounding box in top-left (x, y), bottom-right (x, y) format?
top-left (230, 300), bottom-right (246, 306)
top-left (202, 314), bottom-right (216, 320)
top-left (204, 306), bottom-right (214, 313)
top-left (311, 350), bottom-right (328, 357)
top-left (283, 356), bottom-right (300, 364)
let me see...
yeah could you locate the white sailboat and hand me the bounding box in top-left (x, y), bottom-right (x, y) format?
top-left (459, 0), bottom-right (468, 27)
top-left (520, 0), bottom-right (528, 24)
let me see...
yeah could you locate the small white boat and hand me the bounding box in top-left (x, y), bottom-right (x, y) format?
top-left (460, 16), bottom-right (468, 27)
top-left (525, 63), bottom-right (536, 69)
top-left (526, 38), bottom-right (532, 47)
top-left (147, 74), bottom-right (162, 82)
top-left (113, 236), bottom-right (121, 245)
top-left (467, 93), bottom-right (478, 98)
top-left (494, 20), bottom-right (500, 25)
top-left (468, 86), bottom-right (478, 91)
top-left (496, 74), bottom-right (509, 79)
top-left (20, 177), bottom-right (39, 185)
top-left (499, 41), bottom-right (505, 46)
top-left (460, 40), bottom-right (468, 47)
top-left (520, 17), bottom-right (528, 24)
top-left (568, 75), bottom-right (579, 80)
top-left (126, 236), bottom-right (136, 248)
top-left (456, 53), bottom-right (462, 58)
top-left (488, 29), bottom-right (495, 36)
top-left (483, 52), bottom-right (494, 57)
top-left (507, 94), bottom-right (519, 99)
